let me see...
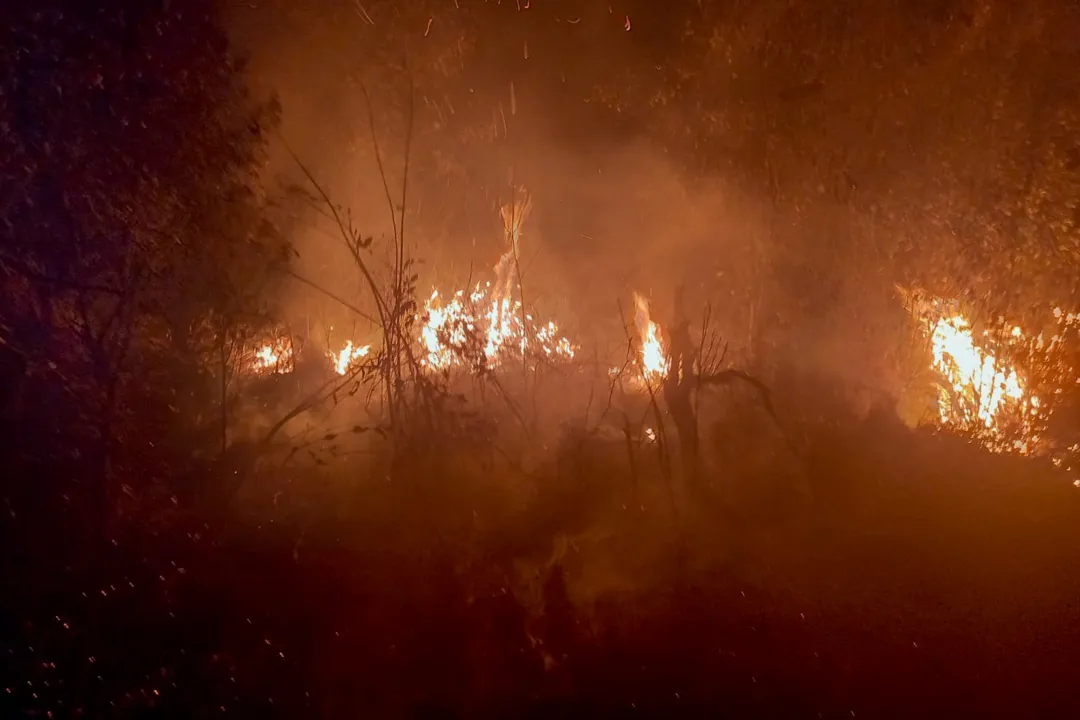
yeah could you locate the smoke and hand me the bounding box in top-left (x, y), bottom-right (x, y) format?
top-left (226, 0), bottom-right (914, 420)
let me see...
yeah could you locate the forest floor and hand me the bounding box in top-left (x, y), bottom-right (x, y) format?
top-left (3, 418), bottom-right (1079, 718)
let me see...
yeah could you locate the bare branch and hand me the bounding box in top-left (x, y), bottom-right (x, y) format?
top-left (280, 138), bottom-right (391, 328)
top-left (284, 268), bottom-right (381, 327)
top-left (358, 80), bottom-right (400, 244)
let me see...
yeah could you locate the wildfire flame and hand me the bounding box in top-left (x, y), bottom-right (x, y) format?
top-left (929, 315), bottom-right (1033, 437)
top-left (905, 289), bottom-right (1079, 466)
top-left (418, 189), bottom-right (576, 371)
top-left (633, 292), bottom-right (669, 384)
top-left (251, 338), bottom-right (293, 375)
top-left (328, 340), bottom-right (371, 376)
top-left (419, 285), bottom-right (575, 371)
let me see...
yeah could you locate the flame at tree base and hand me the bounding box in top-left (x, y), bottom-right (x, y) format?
top-left (633, 292), bottom-right (669, 384)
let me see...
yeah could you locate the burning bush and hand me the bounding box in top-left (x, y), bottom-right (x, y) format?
top-left (901, 287), bottom-right (1080, 476)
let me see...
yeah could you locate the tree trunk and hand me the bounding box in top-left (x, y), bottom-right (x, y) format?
top-left (663, 285), bottom-right (701, 494)
top-left (94, 376), bottom-right (118, 552)
top-left (219, 334), bottom-right (228, 453)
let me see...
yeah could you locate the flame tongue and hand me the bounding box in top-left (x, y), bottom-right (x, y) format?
top-left (930, 315), bottom-right (1025, 429)
top-left (329, 340), bottom-right (371, 376)
top-left (906, 291), bottom-right (1060, 456)
top-left (633, 292), bottom-right (669, 383)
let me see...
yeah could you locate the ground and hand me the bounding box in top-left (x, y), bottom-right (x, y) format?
top-left (2, 418), bottom-right (1079, 718)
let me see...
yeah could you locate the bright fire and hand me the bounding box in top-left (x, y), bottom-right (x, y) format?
top-left (418, 189), bottom-right (576, 371)
top-left (245, 189), bottom-right (575, 377)
top-left (419, 286), bottom-right (576, 371)
top-left (251, 338), bottom-right (293, 375)
top-left (328, 340), bottom-right (371, 376)
top-left (633, 292), bottom-right (669, 385)
top-left (907, 291), bottom-right (1078, 464)
top-left (929, 315), bottom-right (1034, 442)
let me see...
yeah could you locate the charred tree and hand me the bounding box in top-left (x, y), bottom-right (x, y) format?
top-left (662, 286), bottom-right (701, 492)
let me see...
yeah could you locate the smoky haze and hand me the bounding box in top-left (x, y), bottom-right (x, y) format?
top-left (221, 0), bottom-right (1080, 439)
top-left (225, 0), bottom-right (910, 405)
top-left (6, 0), bottom-right (1080, 716)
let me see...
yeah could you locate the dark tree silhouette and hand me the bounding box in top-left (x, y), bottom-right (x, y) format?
top-left (0, 0), bottom-right (285, 544)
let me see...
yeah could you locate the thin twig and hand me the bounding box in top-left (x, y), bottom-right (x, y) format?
top-left (696, 368), bottom-right (799, 458)
top-left (281, 139), bottom-right (391, 328)
top-left (358, 80), bottom-right (399, 244)
top-left (284, 269), bottom-right (381, 326)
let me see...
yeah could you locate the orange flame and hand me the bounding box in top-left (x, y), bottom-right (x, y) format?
top-left (328, 340), bottom-right (371, 376)
top-left (929, 317), bottom-right (1028, 422)
top-left (251, 338), bottom-right (293, 375)
top-left (633, 292), bottom-right (669, 384)
top-left (418, 187), bottom-right (575, 371)
top-left (419, 285), bottom-right (575, 371)
top-left (905, 290), bottom-right (1079, 460)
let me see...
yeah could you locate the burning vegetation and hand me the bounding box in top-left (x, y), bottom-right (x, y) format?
top-left (418, 192), bottom-right (576, 372)
top-left (328, 340), bottom-right (371, 376)
top-left (5, 0), bottom-right (1080, 716)
top-left (250, 337), bottom-right (295, 375)
top-left (632, 292), bottom-right (670, 385)
top-left (419, 285), bottom-right (576, 371)
top-left (903, 288), bottom-right (1080, 475)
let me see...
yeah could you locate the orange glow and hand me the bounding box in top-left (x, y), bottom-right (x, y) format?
top-left (929, 314), bottom-right (1030, 433)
